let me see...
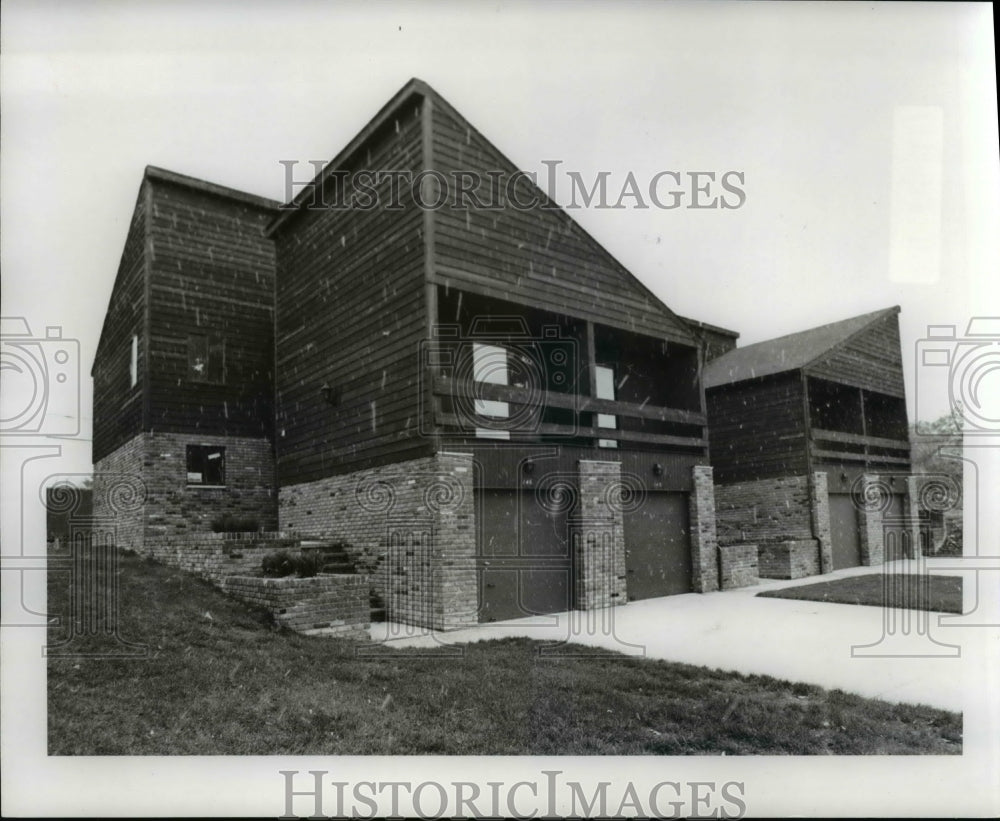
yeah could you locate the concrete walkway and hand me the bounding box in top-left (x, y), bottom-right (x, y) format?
top-left (371, 559), bottom-right (996, 712)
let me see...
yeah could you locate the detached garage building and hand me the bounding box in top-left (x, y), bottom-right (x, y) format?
top-left (703, 306), bottom-right (920, 579)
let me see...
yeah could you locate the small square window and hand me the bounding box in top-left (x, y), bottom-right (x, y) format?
top-left (186, 445), bottom-right (225, 486)
top-left (188, 334), bottom-right (225, 383)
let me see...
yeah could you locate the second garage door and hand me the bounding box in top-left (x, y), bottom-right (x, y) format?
top-left (623, 492), bottom-right (692, 600)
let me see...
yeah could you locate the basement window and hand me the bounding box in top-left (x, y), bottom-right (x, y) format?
top-left (186, 445), bottom-right (225, 486)
top-left (187, 334), bottom-right (225, 383)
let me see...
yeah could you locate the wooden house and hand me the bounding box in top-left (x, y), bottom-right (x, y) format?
top-left (703, 307), bottom-right (918, 578)
top-left (267, 79), bottom-right (721, 628)
top-left (93, 78), bottom-right (732, 629)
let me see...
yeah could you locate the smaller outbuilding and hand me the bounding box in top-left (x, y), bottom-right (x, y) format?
top-left (703, 306), bottom-right (918, 580)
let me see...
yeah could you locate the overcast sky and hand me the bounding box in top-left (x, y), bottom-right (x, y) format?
top-left (1, 0), bottom-right (997, 478)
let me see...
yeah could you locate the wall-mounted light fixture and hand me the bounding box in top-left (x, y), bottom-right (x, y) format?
top-left (523, 460), bottom-right (535, 475)
top-left (652, 463), bottom-right (664, 477)
top-left (840, 471), bottom-right (848, 483)
top-left (320, 383), bottom-right (341, 406)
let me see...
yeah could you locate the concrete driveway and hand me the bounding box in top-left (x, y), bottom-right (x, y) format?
top-left (372, 559), bottom-right (995, 712)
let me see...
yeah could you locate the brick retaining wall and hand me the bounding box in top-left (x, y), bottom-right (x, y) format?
top-left (221, 574), bottom-right (369, 638)
top-left (758, 539), bottom-right (821, 579)
top-left (146, 532), bottom-right (300, 582)
top-left (718, 543), bottom-right (759, 589)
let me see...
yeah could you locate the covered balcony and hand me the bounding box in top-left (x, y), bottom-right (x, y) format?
top-left (806, 377), bottom-right (910, 466)
top-left (427, 287), bottom-right (706, 453)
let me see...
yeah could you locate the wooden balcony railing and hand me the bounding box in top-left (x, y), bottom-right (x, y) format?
top-left (810, 427), bottom-right (911, 465)
top-left (432, 376), bottom-right (706, 449)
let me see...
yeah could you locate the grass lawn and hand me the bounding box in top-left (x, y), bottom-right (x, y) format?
top-left (757, 573), bottom-right (963, 614)
top-left (47, 547), bottom-right (962, 755)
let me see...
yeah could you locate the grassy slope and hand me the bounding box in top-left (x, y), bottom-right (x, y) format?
top-left (48, 550), bottom-right (962, 755)
top-left (758, 574), bottom-right (962, 614)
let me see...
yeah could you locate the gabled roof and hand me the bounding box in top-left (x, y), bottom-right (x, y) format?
top-left (264, 77), bottom-right (698, 346)
top-left (703, 306), bottom-right (901, 388)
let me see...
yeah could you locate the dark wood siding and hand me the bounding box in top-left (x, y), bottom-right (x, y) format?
top-left (706, 372), bottom-right (808, 483)
top-left (429, 102), bottom-right (694, 345)
top-left (806, 312), bottom-right (905, 397)
top-left (274, 101), bottom-right (431, 484)
top-left (146, 180), bottom-right (276, 437)
top-left (92, 187), bottom-right (147, 463)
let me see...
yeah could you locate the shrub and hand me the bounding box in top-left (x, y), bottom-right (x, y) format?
top-left (262, 550), bottom-right (297, 578)
top-left (295, 551), bottom-right (322, 578)
top-left (211, 513), bottom-right (261, 533)
top-left (261, 550), bottom-right (324, 578)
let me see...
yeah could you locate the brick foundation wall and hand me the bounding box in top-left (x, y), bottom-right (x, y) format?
top-left (93, 432), bottom-right (147, 551)
top-left (809, 472), bottom-right (834, 573)
top-left (278, 451), bottom-right (476, 631)
top-left (221, 574), bottom-right (369, 638)
top-left (715, 475), bottom-right (815, 546)
top-left (144, 432), bottom-right (277, 537)
top-left (574, 460), bottom-right (627, 609)
top-left (690, 465), bottom-right (720, 592)
top-left (718, 544), bottom-right (759, 589)
top-left (758, 539), bottom-right (821, 579)
top-left (858, 473), bottom-right (885, 566)
top-left (905, 475), bottom-right (925, 559)
top-left (92, 432), bottom-right (277, 550)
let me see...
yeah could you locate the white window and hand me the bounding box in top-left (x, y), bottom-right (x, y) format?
top-left (472, 342), bottom-right (510, 440)
top-left (129, 334), bottom-right (138, 388)
top-left (595, 364), bottom-right (617, 448)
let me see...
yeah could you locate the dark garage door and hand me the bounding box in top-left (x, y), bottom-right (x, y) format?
top-left (829, 493), bottom-right (861, 569)
top-left (477, 489), bottom-right (572, 622)
top-left (623, 492), bottom-right (691, 600)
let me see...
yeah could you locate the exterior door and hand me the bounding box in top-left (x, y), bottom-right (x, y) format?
top-left (623, 492), bottom-right (692, 600)
top-left (476, 489), bottom-right (572, 622)
top-left (829, 493), bottom-right (862, 569)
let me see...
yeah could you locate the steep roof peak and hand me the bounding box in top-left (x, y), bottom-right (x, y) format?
top-left (703, 306), bottom-right (900, 388)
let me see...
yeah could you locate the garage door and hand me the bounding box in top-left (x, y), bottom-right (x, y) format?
top-left (623, 492), bottom-right (691, 600)
top-left (829, 493), bottom-right (861, 569)
top-left (477, 489), bottom-right (572, 623)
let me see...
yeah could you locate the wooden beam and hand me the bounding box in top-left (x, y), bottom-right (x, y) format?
top-left (435, 411), bottom-right (705, 448)
top-left (432, 376), bottom-right (706, 425)
top-left (811, 428), bottom-right (910, 451)
top-left (811, 447), bottom-right (911, 465)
